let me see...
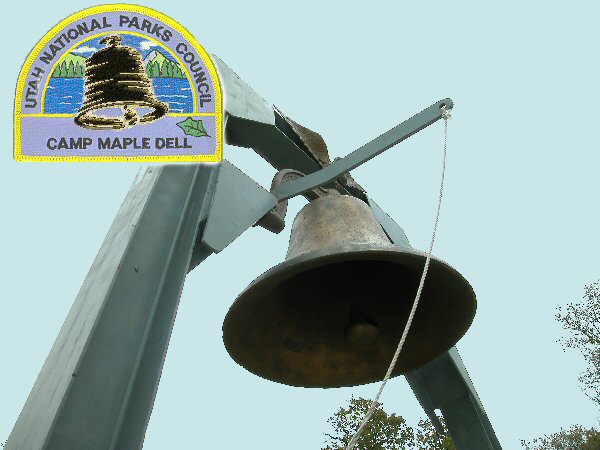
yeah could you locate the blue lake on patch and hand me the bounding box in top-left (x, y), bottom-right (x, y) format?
top-left (45, 78), bottom-right (194, 114)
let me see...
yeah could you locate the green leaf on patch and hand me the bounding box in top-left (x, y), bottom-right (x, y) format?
top-left (176, 117), bottom-right (210, 137)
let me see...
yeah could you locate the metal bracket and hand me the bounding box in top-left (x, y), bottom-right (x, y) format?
top-left (255, 169), bottom-right (330, 234)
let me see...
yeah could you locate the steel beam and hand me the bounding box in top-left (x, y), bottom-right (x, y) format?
top-left (405, 349), bottom-right (502, 449)
top-left (369, 196), bottom-right (501, 449)
top-left (6, 160), bottom-right (285, 449)
top-left (6, 165), bottom-right (219, 449)
top-left (213, 55), bottom-right (353, 199)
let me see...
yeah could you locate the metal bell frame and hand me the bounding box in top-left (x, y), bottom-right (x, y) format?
top-left (6, 56), bottom-right (502, 449)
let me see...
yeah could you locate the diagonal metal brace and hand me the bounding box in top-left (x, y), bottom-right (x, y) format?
top-left (370, 197), bottom-right (502, 449)
top-left (196, 99), bottom-right (453, 253)
top-left (272, 98), bottom-right (453, 201)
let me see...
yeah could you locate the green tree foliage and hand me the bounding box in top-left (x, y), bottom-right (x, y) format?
top-left (52, 60), bottom-right (85, 78)
top-left (322, 397), bottom-right (455, 450)
top-left (521, 282), bottom-right (600, 448)
top-left (556, 280), bottom-right (600, 406)
top-left (56, 63), bottom-right (66, 78)
top-left (521, 425), bottom-right (600, 450)
top-left (146, 61), bottom-right (160, 78)
top-left (145, 57), bottom-right (185, 79)
top-left (414, 418), bottom-right (457, 450)
top-left (66, 61), bottom-right (75, 77)
top-left (322, 397), bottom-right (413, 450)
top-left (172, 63), bottom-right (184, 78)
top-left (160, 61), bottom-right (170, 78)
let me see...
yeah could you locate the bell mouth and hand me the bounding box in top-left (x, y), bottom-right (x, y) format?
top-left (223, 243), bottom-right (476, 388)
top-left (75, 100), bottom-right (168, 130)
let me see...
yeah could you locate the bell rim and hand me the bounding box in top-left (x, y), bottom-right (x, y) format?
top-left (223, 242), bottom-right (477, 387)
top-left (74, 99), bottom-right (169, 129)
top-left (235, 242), bottom-right (476, 302)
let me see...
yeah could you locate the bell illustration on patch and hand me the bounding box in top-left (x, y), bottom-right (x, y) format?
top-left (75, 35), bottom-right (168, 130)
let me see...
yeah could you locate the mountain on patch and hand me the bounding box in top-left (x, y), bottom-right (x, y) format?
top-left (143, 49), bottom-right (186, 79)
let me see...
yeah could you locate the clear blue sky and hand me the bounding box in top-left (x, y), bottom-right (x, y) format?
top-left (1, 1), bottom-right (599, 448)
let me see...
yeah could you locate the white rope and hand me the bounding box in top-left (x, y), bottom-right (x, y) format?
top-left (345, 106), bottom-right (451, 450)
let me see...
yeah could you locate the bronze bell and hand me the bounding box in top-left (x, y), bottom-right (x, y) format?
top-left (75, 35), bottom-right (168, 130)
top-left (223, 193), bottom-right (476, 388)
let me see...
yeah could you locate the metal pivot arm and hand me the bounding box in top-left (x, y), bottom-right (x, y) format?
top-left (201, 97), bottom-right (452, 244)
top-left (272, 98), bottom-right (453, 201)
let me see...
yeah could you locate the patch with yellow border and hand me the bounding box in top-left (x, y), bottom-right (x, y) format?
top-left (15, 4), bottom-right (223, 162)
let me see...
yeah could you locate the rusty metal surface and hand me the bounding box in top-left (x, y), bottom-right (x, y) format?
top-left (223, 195), bottom-right (476, 388)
